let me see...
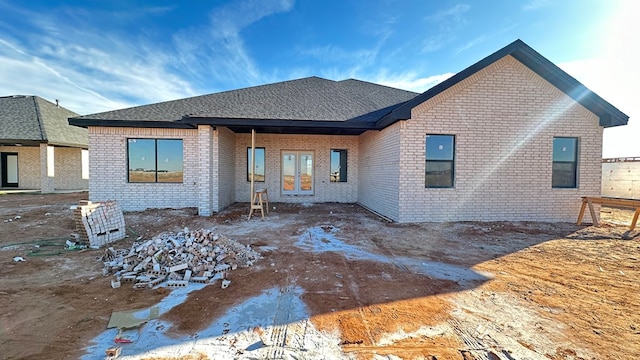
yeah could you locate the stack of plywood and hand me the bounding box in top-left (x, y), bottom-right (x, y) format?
top-left (74, 200), bottom-right (126, 248)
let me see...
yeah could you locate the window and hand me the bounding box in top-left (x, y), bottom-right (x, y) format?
top-left (247, 147), bottom-right (265, 182)
top-left (330, 149), bottom-right (348, 182)
top-left (425, 134), bottom-right (455, 188)
top-left (127, 139), bottom-right (183, 183)
top-left (552, 137), bottom-right (578, 188)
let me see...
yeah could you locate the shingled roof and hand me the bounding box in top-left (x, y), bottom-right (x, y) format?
top-left (69, 77), bottom-right (418, 134)
top-left (0, 95), bottom-right (87, 147)
top-left (69, 39), bottom-right (628, 135)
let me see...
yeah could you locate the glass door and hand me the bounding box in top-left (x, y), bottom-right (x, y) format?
top-left (1, 153), bottom-right (18, 187)
top-left (281, 151), bottom-right (314, 195)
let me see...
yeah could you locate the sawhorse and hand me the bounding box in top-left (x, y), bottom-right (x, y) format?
top-left (248, 188), bottom-right (269, 220)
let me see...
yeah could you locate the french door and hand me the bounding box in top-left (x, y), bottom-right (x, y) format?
top-left (282, 151), bottom-right (314, 195)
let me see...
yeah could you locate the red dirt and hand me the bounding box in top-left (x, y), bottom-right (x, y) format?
top-left (0, 192), bottom-right (638, 359)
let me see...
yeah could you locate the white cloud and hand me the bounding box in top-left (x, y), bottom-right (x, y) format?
top-left (372, 72), bottom-right (455, 93)
top-left (523, 0), bottom-right (551, 11)
top-left (455, 35), bottom-right (486, 54)
top-left (172, 0), bottom-right (294, 87)
top-left (0, 0), bottom-right (295, 114)
top-left (421, 3), bottom-right (471, 53)
top-left (299, 45), bottom-right (379, 66)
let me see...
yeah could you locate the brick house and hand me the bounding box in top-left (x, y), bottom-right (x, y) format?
top-left (69, 40), bottom-right (628, 222)
top-left (1, 95), bottom-right (88, 192)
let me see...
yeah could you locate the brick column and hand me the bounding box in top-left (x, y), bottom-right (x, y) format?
top-left (197, 125), bottom-right (213, 216)
top-left (39, 143), bottom-right (55, 193)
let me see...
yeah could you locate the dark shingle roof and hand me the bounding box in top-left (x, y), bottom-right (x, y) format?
top-left (0, 95), bottom-right (87, 147)
top-left (70, 77), bottom-right (417, 123)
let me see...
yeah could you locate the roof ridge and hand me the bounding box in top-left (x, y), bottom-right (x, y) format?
top-left (337, 78), bottom-right (420, 95)
top-left (31, 96), bottom-right (47, 141)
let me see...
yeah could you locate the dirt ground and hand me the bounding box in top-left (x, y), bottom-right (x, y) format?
top-left (0, 192), bottom-right (639, 359)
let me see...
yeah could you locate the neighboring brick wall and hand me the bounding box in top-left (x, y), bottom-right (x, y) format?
top-left (398, 55), bottom-right (603, 223)
top-left (0, 145), bottom-right (40, 189)
top-left (53, 146), bottom-right (88, 190)
top-left (358, 123), bottom-right (402, 221)
top-left (88, 127), bottom-right (199, 211)
top-left (602, 159), bottom-right (640, 199)
top-left (40, 144), bottom-right (54, 193)
top-left (234, 133), bottom-right (359, 203)
top-left (216, 127), bottom-right (236, 211)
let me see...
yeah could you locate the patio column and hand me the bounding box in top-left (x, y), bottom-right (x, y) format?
top-left (39, 143), bottom-right (55, 193)
top-left (197, 125), bottom-right (214, 216)
top-left (250, 128), bottom-right (256, 203)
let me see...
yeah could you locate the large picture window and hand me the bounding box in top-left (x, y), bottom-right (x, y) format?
top-left (552, 137), bottom-right (578, 188)
top-left (128, 139), bottom-right (183, 183)
top-left (247, 147), bottom-right (265, 182)
top-left (425, 134), bottom-right (455, 188)
top-left (330, 149), bottom-right (348, 182)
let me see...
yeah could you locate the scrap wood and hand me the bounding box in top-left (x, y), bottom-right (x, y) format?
top-left (107, 306), bottom-right (160, 330)
top-left (106, 347), bottom-right (122, 358)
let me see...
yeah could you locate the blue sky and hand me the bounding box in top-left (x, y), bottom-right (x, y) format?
top-left (0, 0), bottom-right (637, 157)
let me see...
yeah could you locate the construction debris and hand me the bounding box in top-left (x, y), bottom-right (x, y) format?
top-left (73, 200), bottom-right (126, 248)
top-left (105, 347), bottom-right (121, 359)
top-left (101, 228), bottom-right (261, 289)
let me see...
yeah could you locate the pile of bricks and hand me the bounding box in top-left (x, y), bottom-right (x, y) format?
top-left (74, 200), bottom-right (126, 248)
top-left (101, 228), bottom-right (261, 289)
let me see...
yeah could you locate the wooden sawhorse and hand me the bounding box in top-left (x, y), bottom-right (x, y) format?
top-left (248, 188), bottom-right (269, 220)
top-left (577, 196), bottom-right (640, 231)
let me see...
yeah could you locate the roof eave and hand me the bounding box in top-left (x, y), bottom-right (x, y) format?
top-left (68, 118), bottom-right (196, 129)
top-left (180, 116), bottom-right (377, 135)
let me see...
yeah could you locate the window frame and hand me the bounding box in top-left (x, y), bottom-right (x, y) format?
top-left (247, 147), bottom-right (266, 182)
top-left (330, 149), bottom-right (348, 182)
top-left (552, 137), bottom-right (578, 189)
top-left (425, 134), bottom-right (455, 188)
top-left (127, 138), bottom-right (184, 183)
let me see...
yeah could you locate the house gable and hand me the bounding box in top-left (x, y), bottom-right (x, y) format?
top-left (377, 39), bottom-right (628, 130)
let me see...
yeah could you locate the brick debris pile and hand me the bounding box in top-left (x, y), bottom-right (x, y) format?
top-left (102, 228), bottom-right (261, 289)
top-left (74, 200), bottom-right (126, 248)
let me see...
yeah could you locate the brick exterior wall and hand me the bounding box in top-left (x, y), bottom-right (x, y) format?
top-left (397, 55), bottom-right (603, 223)
top-left (0, 145), bottom-right (40, 189)
top-left (53, 147), bottom-right (89, 190)
top-left (234, 133), bottom-right (358, 203)
top-left (216, 127), bottom-right (236, 210)
top-left (88, 127), bottom-right (199, 211)
top-left (358, 123), bottom-right (402, 221)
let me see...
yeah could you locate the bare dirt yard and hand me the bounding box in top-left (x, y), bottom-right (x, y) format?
top-left (1, 192), bottom-right (639, 359)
